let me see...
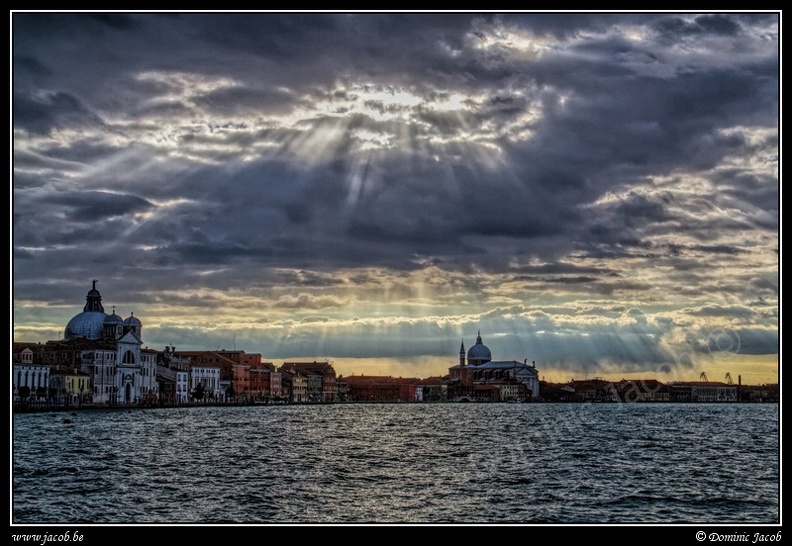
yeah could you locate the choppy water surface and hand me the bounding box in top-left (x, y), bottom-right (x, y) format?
top-left (12, 403), bottom-right (779, 524)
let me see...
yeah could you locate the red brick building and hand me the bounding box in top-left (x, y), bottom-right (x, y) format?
top-left (344, 375), bottom-right (419, 402)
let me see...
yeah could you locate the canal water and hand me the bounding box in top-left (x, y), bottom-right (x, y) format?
top-left (12, 402), bottom-right (779, 524)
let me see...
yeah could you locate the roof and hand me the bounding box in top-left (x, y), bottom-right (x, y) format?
top-left (344, 375), bottom-right (420, 386)
top-left (280, 361), bottom-right (335, 374)
top-left (64, 311), bottom-right (108, 341)
top-left (474, 360), bottom-right (539, 371)
top-left (669, 381), bottom-right (735, 387)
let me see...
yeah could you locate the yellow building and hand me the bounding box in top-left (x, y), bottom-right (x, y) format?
top-left (50, 371), bottom-right (92, 406)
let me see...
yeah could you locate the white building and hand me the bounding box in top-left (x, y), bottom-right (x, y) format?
top-left (175, 370), bottom-right (190, 404)
top-left (191, 365), bottom-right (221, 401)
top-left (13, 363), bottom-right (51, 400)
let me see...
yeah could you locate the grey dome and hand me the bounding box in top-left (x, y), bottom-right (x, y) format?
top-left (123, 314), bottom-right (142, 327)
top-left (104, 312), bottom-right (123, 325)
top-left (65, 311), bottom-right (107, 340)
top-left (467, 331), bottom-right (491, 364)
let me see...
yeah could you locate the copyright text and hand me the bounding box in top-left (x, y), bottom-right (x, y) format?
top-left (696, 532), bottom-right (781, 543)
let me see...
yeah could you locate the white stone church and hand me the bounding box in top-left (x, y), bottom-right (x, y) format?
top-left (64, 280), bottom-right (158, 404)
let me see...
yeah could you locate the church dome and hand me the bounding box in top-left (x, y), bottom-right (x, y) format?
top-left (64, 280), bottom-right (108, 340)
top-left (65, 311), bottom-right (107, 340)
top-left (123, 312), bottom-right (142, 338)
top-left (467, 331), bottom-right (492, 364)
top-left (123, 313), bottom-right (142, 328)
top-left (104, 312), bottom-right (123, 326)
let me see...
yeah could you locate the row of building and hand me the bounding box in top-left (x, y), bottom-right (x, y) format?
top-left (540, 377), bottom-right (778, 403)
top-left (12, 281), bottom-right (778, 408)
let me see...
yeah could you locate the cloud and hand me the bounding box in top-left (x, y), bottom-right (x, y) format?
top-left (273, 293), bottom-right (347, 310)
top-left (12, 13), bottom-right (779, 382)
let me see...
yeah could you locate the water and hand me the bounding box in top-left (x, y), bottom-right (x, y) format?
top-left (12, 403), bottom-right (779, 524)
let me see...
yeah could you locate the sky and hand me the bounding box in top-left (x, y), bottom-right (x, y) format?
top-left (11, 12), bottom-right (780, 384)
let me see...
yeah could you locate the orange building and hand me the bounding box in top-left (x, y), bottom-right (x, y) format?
top-left (174, 350), bottom-right (264, 400)
top-left (249, 361), bottom-right (278, 400)
top-left (344, 375), bottom-right (419, 402)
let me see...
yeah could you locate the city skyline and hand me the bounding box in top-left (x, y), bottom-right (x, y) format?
top-left (12, 12), bottom-right (779, 384)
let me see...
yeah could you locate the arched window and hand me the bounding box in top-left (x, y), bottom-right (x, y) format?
top-left (123, 350), bottom-right (136, 364)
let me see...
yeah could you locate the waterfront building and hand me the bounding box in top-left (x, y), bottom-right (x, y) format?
top-left (738, 383), bottom-right (779, 402)
top-left (248, 361), bottom-right (272, 399)
top-left (14, 338), bottom-right (96, 374)
top-left (175, 349), bottom-right (264, 400)
top-left (175, 370), bottom-right (190, 404)
top-left (156, 362), bottom-right (177, 405)
top-left (190, 365), bottom-right (222, 401)
top-left (416, 376), bottom-right (448, 402)
top-left (268, 364), bottom-right (283, 401)
top-left (49, 370), bottom-right (91, 406)
top-left (448, 332), bottom-right (540, 401)
top-left (280, 369), bottom-right (309, 402)
top-left (280, 361), bottom-right (338, 402)
top-left (612, 379), bottom-right (670, 402)
top-left (667, 381), bottom-right (738, 402)
top-left (157, 345), bottom-right (193, 405)
top-left (336, 375), bottom-right (349, 402)
top-left (13, 362), bottom-right (51, 401)
top-left (57, 280), bottom-right (159, 405)
top-left (561, 378), bottom-right (616, 402)
top-left (344, 375), bottom-right (419, 402)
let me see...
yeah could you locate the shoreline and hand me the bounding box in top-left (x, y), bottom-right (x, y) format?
top-left (12, 398), bottom-right (777, 414)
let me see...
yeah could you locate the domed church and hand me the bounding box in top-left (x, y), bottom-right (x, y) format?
top-left (448, 331), bottom-right (540, 401)
top-left (64, 280), bottom-right (142, 341)
top-left (63, 280), bottom-right (157, 404)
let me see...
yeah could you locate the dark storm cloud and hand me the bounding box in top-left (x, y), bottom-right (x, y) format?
top-left (684, 325), bottom-right (778, 356)
top-left (33, 191), bottom-right (154, 222)
top-left (12, 12), bottom-right (779, 376)
top-left (651, 13), bottom-right (743, 40)
top-left (193, 86), bottom-right (297, 116)
top-left (13, 90), bottom-right (105, 135)
top-left (13, 55), bottom-right (52, 77)
top-left (87, 13), bottom-right (140, 30)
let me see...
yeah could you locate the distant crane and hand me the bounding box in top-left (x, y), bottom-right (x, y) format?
top-left (700, 372), bottom-right (708, 382)
top-left (725, 372), bottom-right (733, 385)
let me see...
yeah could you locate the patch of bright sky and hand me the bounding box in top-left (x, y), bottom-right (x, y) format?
top-left (134, 70), bottom-right (241, 105)
top-left (471, 23), bottom-right (559, 58)
top-left (352, 128), bottom-right (395, 151)
top-left (68, 66), bottom-right (548, 167)
top-left (715, 126), bottom-right (778, 174)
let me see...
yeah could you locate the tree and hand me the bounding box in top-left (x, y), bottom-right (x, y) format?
top-left (192, 382), bottom-right (205, 402)
top-left (18, 386), bottom-right (30, 400)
